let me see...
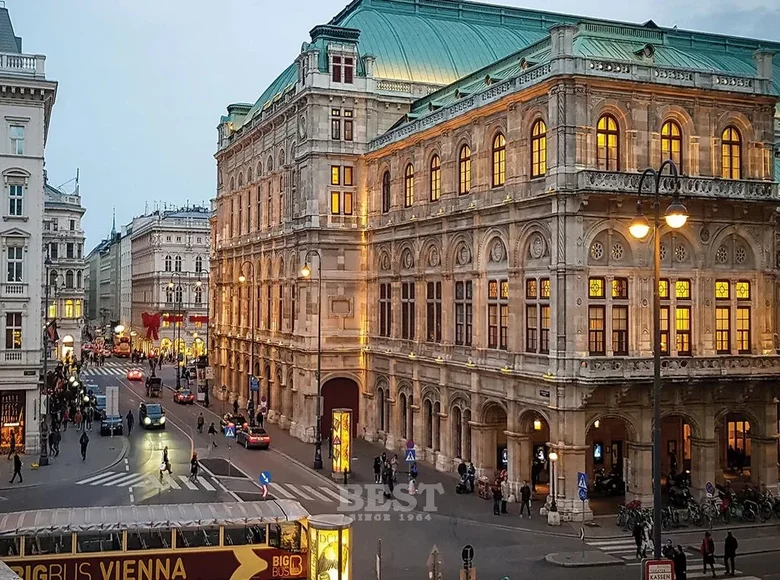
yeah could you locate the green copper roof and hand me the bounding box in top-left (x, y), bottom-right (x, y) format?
top-left (241, 63), bottom-right (298, 128)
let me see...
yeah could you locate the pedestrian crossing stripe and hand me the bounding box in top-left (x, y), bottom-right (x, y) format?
top-left (267, 482), bottom-right (348, 504)
top-left (76, 471), bottom-right (216, 492)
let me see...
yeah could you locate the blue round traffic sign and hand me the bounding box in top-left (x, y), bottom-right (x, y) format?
top-left (259, 471), bottom-right (272, 485)
top-left (578, 488), bottom-right (588, 501)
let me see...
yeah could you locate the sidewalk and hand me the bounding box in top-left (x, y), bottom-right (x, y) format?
top-left (0, 427), bottom-right (128, 490)
top-left (686, 536), bottom-right (780, 557)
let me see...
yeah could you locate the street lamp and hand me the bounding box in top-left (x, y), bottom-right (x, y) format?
top-left (196, 275), bottom-right (209, 356)
top-left (168, 273), bottom-right (184, 389)
top-left (300, 249), bottom-right (323, 470)
top-left (238, 260), bottom-right (255, 408)
top-left (548, 451), bottom-right (558, 511)
top-left (39, 254), bottom-right (54, 467)
top-left (629, 159), bottom-right (688, 559)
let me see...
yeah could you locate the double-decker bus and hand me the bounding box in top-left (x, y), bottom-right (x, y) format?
top-left (0, 500), bottom-right (308, 580)
top-left (113, 335), bottom-right (132, 358)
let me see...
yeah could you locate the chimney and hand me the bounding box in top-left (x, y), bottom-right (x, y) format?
top-left (753, 49), bottom-right (775, 81)
top-left (549, 24), bottom-right (578, 58)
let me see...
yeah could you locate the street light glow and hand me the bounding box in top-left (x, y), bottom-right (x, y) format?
top-left (665, 198), bottom-right (689, 229)
top-left (167, 281), bottom-right (174, 289)
top-left (114, 325), bottom-right (125, 334)
top-left (548, 451), bottom-right (558, 462)
top-left (628, 212), bottom-right (650, 239)
top-left (300, 263), bottom-right (312, 278)
top-left (238, 274), bottom-right (246, 283)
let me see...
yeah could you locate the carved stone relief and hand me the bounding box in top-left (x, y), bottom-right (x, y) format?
top-left (489, 239), bottom-right (506, 263)
top-left (456, 243), bottom-right (472, 266)
top-left (402, 248), bottom-right (414, 270)
top-left (427, 246), bottom-right (440, 268)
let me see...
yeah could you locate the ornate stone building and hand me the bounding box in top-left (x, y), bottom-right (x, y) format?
top-left (213, 0), bottom-right (780, 519)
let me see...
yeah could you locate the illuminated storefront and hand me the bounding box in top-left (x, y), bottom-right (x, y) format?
top-left (0, 392), bottom-right (25, 452)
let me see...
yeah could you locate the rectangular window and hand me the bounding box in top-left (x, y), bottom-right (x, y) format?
top-left (660, 306), bottom-right (670, 355)
top-left (379, 283), bottom-right (392, 338)
top-left (69, 219), bottom-right (75, 230)
top-left (8, 184), bottom-right (22, 216)
top-left (675, 279), bottom-right (691, 299)
top-left (5, 312), bottom-right (21, 350)
top-left (540, 278), bottom-right (551, 299)
top-left (426, 281), bottom-right (442, 343)
top-left (265, 284), bottom-right (272, 330)
top-left (343, 110), bottom-right (353, 141)
top-left (66, 243), bottom-right (74, 259)
top-left (343, 192), bottom-right (353, 215)
top-left (487, 279), bottom-right (509, 350)
top-left (526, 279), bottom-right (537, 299)
top-left (525, 276), bottom-right (550, 354)
top-left (540, 304), bottom-right (550, 354)
top-left (612, 305), bottom-right (628, 355)
top-left (331, 166), bottom-right (340, 185)
top-left (344, 166), bottom-right (353, 186)
top-left (658, 278), bottom-right (670, 299)
top-left (9, 125), bottom-right (23, 155)
top-left (331, 109), bottom-right (341, 140)
top-left (77, 244), bottom-right (83, 259)
top-left (612, 277), bottom-right (628, 299)
top-left (401, 282), bottom-right (415, 340)
top-left (736, 306), bottom-right (750, 354)
top-left (277, 285), bottom-right (283, 331)
top-left (291, 285), bottom-right (297, 332)
top-left (525, 305), bottom-right (538, 353)
top-left (675, 306), bottom-right (691, 355)
top-left (49, 243), bottom-right (58, 259)
top-left (588, 277), bottom-right (605, 298)
top-left (343, 58), bottom-right (354, 84)
top-left (331, 55), bottom-right (342, 83)
top-left (588, 306), bottom-right (606, 355)
top-left (454, 280), bottom-right (472, 346)
top-left (715, 306), bottom-right (730, 354)
top-left (330, 192), bottom-right (340, 215)
top-left (6, 247), bottom-right (22, 282)
top-left (735, 280), bottom-right (750, 300)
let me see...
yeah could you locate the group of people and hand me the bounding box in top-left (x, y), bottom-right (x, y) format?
top-left (372, 452), bottom-right (418, 497)
top-left (488, 472), bottom-right (533, 518)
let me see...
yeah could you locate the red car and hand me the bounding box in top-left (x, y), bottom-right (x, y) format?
top-left (237, 426), bottom-right (270, 449)
top-left (173, 389), bottom-right (195, 404)
top-left (126, 369), bottom-right (144, 381)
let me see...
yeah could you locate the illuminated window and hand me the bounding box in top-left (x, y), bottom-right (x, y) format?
top-left (531, 120), bottom-right (547, 178)
top-left (675, 306), bottom-right (691, 355)
top-left (715, 306), bottom-right (730, 354)
top-left (596, 114), bottom-right (619, 170)
top-left (330, 192), bottom-right (340, 215)
top-left (526, 277), bottom-right (551, 354)
top-left (715, 280), bottom-right (730, 299)
top-left (4, 312), bottom-right (21, 349)
top-left (660, 306), bottom-right (670, 355)
top-left (381, 171), bottom-right (391, 213)
top-left (430, 155), bottom-right (441, 201)
top-left (459, 145), bottom-right (471, 195)
top-left (404, 164), bottom-right (414, 208)
top-left (659, 278), bottom-right (670, 299)
top-left (47, 302), bottom-right (56, 319)
top-left (661, 120), bottom-right (682, 169)
top-left (331, 166), bottom-right (340, 185)
top-left (540, 278), bottom-right (551, 298)
top-left (721, 126), bottom-right (741, 180)
top-left (736, 281), bottom-right (750, 300)
top-left (675, 279), bottom-right (690, 299)
top-left (344, 166), bottom-right (353, 186)
top-left (526, 279), bottom-right (538, 299)
top-left (492, 133), bottom-right (506, 187)
top-left (588, 306), bottom-right (606, 355)
top-left (454, 280), bottom-right (473, 347)
top-left (487, 279), bottom-right (508, 350)
top-left (736, 306), bottom-right (750, 354)
top-left (728, 420), bottom-right (751, 464)
top-left (64, 299), bottom-right (74, 318)
top-left (75, 300), bottom-right (82, 318)
top-left (612, 278), bottom-right (628, 299)
top-left (588, 277), bottom-right (605, 298)
top-left (343, 192), bottom-right (353, 215)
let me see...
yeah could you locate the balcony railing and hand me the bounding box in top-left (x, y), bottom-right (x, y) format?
top-left (577, 354), bottom-right (780, 381)
top-left (0, 53), bottom-right (46, 78)
top-left (1, 283), bottom-right (27, 299)
top-left (578, 170), bottom-right (779, 200)
top-left (2, 349), bottom-right (39, 366)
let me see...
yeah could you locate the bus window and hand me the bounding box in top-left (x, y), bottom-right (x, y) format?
top-left (224, 526), bottom-right (267, 546)
top-left (177, 526), bottom-right (219, 548)
top-left (127, 530), bottom-right (171, 551)
top-left (0, 537), bottom-right (19, 557)
top-left (269, 523), bottom-right (301, 551)
top-left (25, 534), bottom-right (72, 555)
top-left (77, 532), bottom-right (122, 553)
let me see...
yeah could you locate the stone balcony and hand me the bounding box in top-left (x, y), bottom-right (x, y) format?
top-left (0, 52), bottom-right (46, 78)
top-left (577, 170), bottom-right (779, 201)
top-left (2, 349), bottom-right (39, 366)
top-left (1, 282), bottom-right (27, 299)
top-left (577, 354), bottom-right (780, 382)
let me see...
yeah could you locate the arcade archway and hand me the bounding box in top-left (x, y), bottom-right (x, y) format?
top-left (482, 402), bottom-right (508, 474)
top-left (321, 377), bottom-right (360, 437)
top-left (518, 410), bottom-right (551, 492)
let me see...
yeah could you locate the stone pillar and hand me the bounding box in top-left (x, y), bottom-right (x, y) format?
top-left (555, 443), bottom-right (592, 522)
top-left (506, 433), bottom-right (525, 495)
top-left (626, 441), bottom-right (653, 506)
top-left (436, 410), bottom-right (450, 472)
top-left (690, 437), bottom-right (717, 500)
top-left (385, 376), bottom-right (400, 452)
top-left (278, 364), bottom-right (291, 430)
top-left (469, 423), bottom-right (489, 476)
top-left (752, 436), bottom-right (779, 495)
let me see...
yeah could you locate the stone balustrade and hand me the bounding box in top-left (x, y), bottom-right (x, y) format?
top-left (0, 52), bottom-right (45, 77)
top-left (3, 349), bottom-right (39, 366)
top-left (578, 170), bottom-right (779, 200)
top-left (578, 354), bottom-right (780, 381)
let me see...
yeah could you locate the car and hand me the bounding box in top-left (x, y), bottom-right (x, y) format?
top-left (126, 369), bottom-right (144, 381)
top-left (173, 389), bottom-right (195, 404)
top-left (220, 413), bottom-right (248, 430)
top-left (236, 426), bottom-right (270, 449)
top-left (100, 415), bottom-right (123, 435)
top-left (145, 376), bottom-right (163, 397)
top-left (139, 402), bottom-right (166, 429)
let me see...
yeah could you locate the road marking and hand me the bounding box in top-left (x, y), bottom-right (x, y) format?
top-left (161, 475), bottom-right (181, 490)
top-left (301, 485), bottom-right (330, 502)
top-left (284, 483), bottom-right (313, 501)
top-left (179, 476), bottom-right (198, 490)
top-left (77, 472), bottom-right (114, 485)
top-left (268, 483), bottom-right (295, 499)
top-left (197, 477), bottom-right (216, 491)
top-left (124, 458), bottom-right (129, 472)
top-left (129, 492), bottom-right (134, 503)
top-left (317, 486), bottom-right (346, 502)
top-left (89, 472), bottom-right (129, 486)
top-left (105, 473), bottom-right (147, 487)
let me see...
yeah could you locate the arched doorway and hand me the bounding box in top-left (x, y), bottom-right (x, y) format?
top-left (719, 411), bottom-right (753, 480)
top-left (586, 416), bottom-right (634, 498)
top-left (482, 402), bottom-right (508, 474)
top-left (61, 335), bottom-right (75, 361)
top-left (519, 410), bottom-right (551, 492)
top-left (661, 413), bottom-right (696, 482)
top-left (321, 377), bottom-right (359, 437)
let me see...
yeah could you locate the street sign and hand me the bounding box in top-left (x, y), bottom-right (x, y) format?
top-left (404, 449), bottom-right (416, 463)
top-left (259, 471), bottom-right (272, 485)
top-left (224, 424), bottom-right (235, 438)
top-left (250, 376), bottom-right (259, 392)
top-left (578, 487), bottom-right (588, 501)
top-left (643, 559), bottom-right (674, 580)
top-left (577, 472), bottom-right (588, 490)
top-left (406, 439), bottom-right (415, 449)
top-left (260, 484), bottom-right (268, 499)
top-left (705, 481), bottom-right (715, 497)
top-left (105, 386), bottom-right (119, 418)
top-left (461, 544), bottom-right (474, 568)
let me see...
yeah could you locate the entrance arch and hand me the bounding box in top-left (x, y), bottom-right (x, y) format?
top-left (519, 410), bottom-right (551, 491)
top-left (718, 411), bottom-right (755, 480)
top-left (586, 415), bottom-right (636, 497)
top-left (481, 402), bottom-right (508, 474)
top-left (660, 412), bottom-right (700, 481)
top-left (321, 377), bottom-right (360, 437)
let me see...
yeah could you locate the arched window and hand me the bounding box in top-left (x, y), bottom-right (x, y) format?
top-left (492, 133), bottom-right (506, 187)
top-left (531, 120), bottom-right (547, 177)
top-left (49, 269), bottom-right (58, 287)
top-left (459, 145), bottom-right (471, 194)
top-left (164, 255), bottom-right (172, 272)
top-left (229, 177), bottom-right (235, 191)
top-left (174, 256), bottom-right (182, 272)
top-left (378, 388), bottom-right (386, 431)
top-left (430, 154), bottom-right (441, 201)
top-left (661, 120), bottom-right (683, 169)
top-left (257, 161), bottom-right (262, 177)
top-left (64, 299), bottom-right (74, 318)
top-left (424, 400), bottom-right (433, 448)
top-left (433, 401), bottom-right (441, 451)
top-left (267, 156), bottom-right (274, 173)
top-left (65, 270), bottom-right (74, 288)
top-left (174, 285), bottom-right (183, 304)
top-left (452, 407), bottom-right (462, 458)
top-left (76, 270), bottom-right (83, 288)
top-left (381, 171), bottom-right (391, 213)
top-left (400, 393), bottom-right (408, 439)
top-left (404, 164), bottom-right (414, 207)
top-left (237, 172), bottom-right (243, 188)
top-left (195, 256), bottom-right (203, 273)
top-left (166, 287), bottom-right (173, 303)
top-left (194, 286), bottom-right (203, 304)
top-left (247, 167), bottom-right (253, 182)
top-left (596, 114), bottom-right (620, 170)
top-left (279, 175), bottom-right (284, 222)
top-left (721, 126), bottom-right (742, 180)
top-left (278, 149), bottom-right (285, 167)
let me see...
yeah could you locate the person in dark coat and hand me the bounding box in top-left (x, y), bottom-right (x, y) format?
top-left (701, 531), bottom-right (716, 578)
top-left (9, 453), bottom-right (22, 483)
top-left (724, 530), bottom-right (738, 576)
top-left (673, 545), bottom-right (687, 580)
top-left (633, 522), bottom-right (644, 559)
top-left (491, 478), bottom-right (502, 516)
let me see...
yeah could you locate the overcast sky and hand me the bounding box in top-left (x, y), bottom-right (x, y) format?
top-left (9, 0), bottom-right (779, 249)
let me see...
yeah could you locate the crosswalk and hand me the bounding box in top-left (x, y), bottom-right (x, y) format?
top-left (266, 482), bottom-right (347, 504)
top-left (585, 538), bottom-right (761, 578)
top-left (76, 470), bottom-right (217, 492)
top-left (80, 361), bottom-right (140, 377)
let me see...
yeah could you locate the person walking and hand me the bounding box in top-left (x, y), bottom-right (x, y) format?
top-left (662, 539), bottom-right (675, 559)
top-left (500, 476), bottom-right (509, 514)
top-left (491, 478), bottom-right (502, 516)
top-left (159, 446), bottom-right (172, 479)
top-left (701, 531), bottom-right (716, 578)
top-left (9, 452), bottom-right (22, 483)
top-left (197, 413), bottom-right (205, 434)
top-left (189, 452), bottom-right (199, 482)
top-left (257, 411), bottom-right (264, 428)
top-left (74, 409), bottom-right (83, 432)
top-left (633, 521), bottom-right (645, 559)
top-left (519, 480), bottom-right (532, 519)
top-left (53, 429), bottom-right (61, 457)
top-left (233, 399), bottom-right (239, 416)
top-left (79, 431), bottom-right (89, 460)
top-left (85, 406), bottom-right (94, 431)
top-left (373, 456), bottom-right (382, 484)
top-left (674, 545), bottom-right (688, 580)
top-left (724, 530), bottom-right (738, 576)
top-left (126, 410), bottom-right (134, 435)
top-left (6, 430), bottom-right (15, 459)
top-left (208, 422), bottom-right (218, 447)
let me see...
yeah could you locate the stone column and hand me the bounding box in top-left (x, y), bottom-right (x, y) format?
top-left (751, 436), bottom-right (779, 495)
top-left (506, 433), bottom-right (525, 495)
top-left (689, 437), bottom-right (717, 500)
top-left (385, 375), bottom-right (400, 452)
top-left (436, 409), bottom-right (450, 472)
top-left (469, 423), bottom-right (489, 476)
top-left (555, 442), bottom-right (592, 521)
top-left (626, 441), bottom-right (653, 506)
top-left (278, 363), bottom-right (291, 430)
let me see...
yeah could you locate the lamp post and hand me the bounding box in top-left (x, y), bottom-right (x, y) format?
top-left (238, 261), bottom-right (255, 408)
top-left (548, 451), bottom-right (558, 511)
top-left (629, 160), bottom-right (688, 559)
top-left (195, 275), bottom-right (208, 355)
top-left (39, 255), bottom-right (54, 467)
top-left (168, 273), bottom-right (184, 389)
top-left (300, 249), bottom-right (323, 470)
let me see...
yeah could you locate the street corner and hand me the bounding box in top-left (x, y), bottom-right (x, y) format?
top-left (544, 551), bottom-right (625, 568)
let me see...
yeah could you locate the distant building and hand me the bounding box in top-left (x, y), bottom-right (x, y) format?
top-left (43, 175), bottom-right (86, 361)
top-left (84, 214), bottom-right (121, 338)
top-left (119, 223), bottom-right (133, 333)
top-left (0, 6), bottom-right (57, 455)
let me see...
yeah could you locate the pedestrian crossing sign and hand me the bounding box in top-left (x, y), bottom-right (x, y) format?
top-left (404, 449), bottom-right (416, 462)
top-left (577, 471), bottom-right (588, 489)
top-left (224, 424), bottom-right (235, 438)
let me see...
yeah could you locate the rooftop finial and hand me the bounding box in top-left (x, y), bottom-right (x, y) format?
top-left (111, 207), bottom-right (116, 237)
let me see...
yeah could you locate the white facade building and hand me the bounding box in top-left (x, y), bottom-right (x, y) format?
top-left (119, 223), bottom-right (132, 332)
top-left (0, 8), bottom-right (57, 454)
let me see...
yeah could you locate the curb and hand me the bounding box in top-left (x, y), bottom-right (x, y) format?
top-left (590, 519), bottom-right (780, 541)
top-left (544, 553), bottom-right (624, 568)
top-left (686, 544), bottom-right (780, 558)
top-left (0, 437), bottom-right (130, 491)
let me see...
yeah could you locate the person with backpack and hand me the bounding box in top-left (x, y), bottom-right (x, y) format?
top-left (79, 431), bottom-right (90, 460)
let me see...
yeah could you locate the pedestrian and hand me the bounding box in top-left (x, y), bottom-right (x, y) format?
top-left (674, 545), bottom-right (688, 580)
top-left (159, 446), bottom-right (172, 478)
top-left (197, 413), bottom-right (205, 434)
top-left (48, 431), bottom-right (56, 456)
top-left (373, 456), bottom-right (381, 484)
top-left (662, 539), bottom-right (675, 559)
top-left (724, 530), bottom-right (738, 576)
top-left (74, 409), bottom-right (83, 431)
top-left (519, 480), bottom-right (532, 519)
top-left (257, 411), bottom-right (264, 428)
top-left (79, 431), bottom-right (89, 460)
top-left (86, 406), bottom-right (94, 431)
top-left (126, 410), bottom-right (134, 435)
top-left (491, 478), bottom-right (502, 516)
top-left (391, 454), bottom-right (399, 483)
top-left (189, 452), bottom-right (199, 482)
top-left (701, 531), bottom-right (716, 578)
top-left (6, 430), bottom-right (15, 459)
top-left (248, 400), bottom-right (255, 425)
top-left (633, 521), bottom-right (645, 559)
top-left (9, 452), bottom-right (22, 483)
top-left (208, 422), bottom-right (218, 447)
top-left (53, 429), bottom-right (61, 457)
top-left (233, 399), bottom-right (239, 416)
top-left (62, 408), bottom-right (69, 431)
top-left (500, 476), bottom-right (509, 514)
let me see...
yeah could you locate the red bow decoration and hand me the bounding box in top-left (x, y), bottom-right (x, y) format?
top-left (142, 312), bottom-right (161, 340)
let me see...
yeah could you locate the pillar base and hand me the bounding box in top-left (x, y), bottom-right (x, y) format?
top-left (547, 511), bottom-right (561, 526)
top-left (384, 434), bottom-right (398, 452)
top-left (278, 415), bottom-right (290, 430)
top-left (553, 498), bottom-right (594, 522)
top-left (435, 452), bottom-right (451, 472)
top-left (267, 410), bottom-right (280, 424)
